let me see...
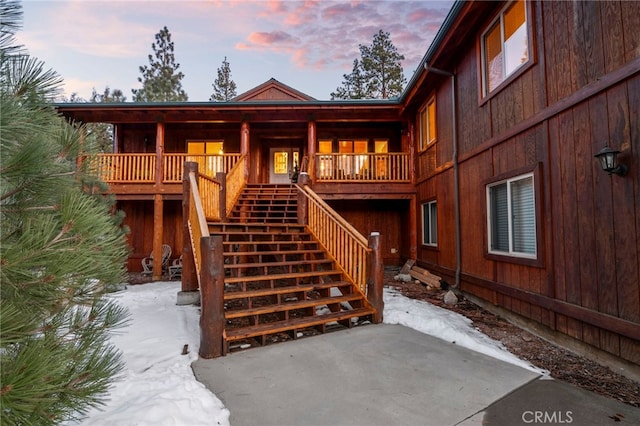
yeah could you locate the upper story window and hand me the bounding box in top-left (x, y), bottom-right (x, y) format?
top-left (482, 0), bottom-right (529, 95)
top-left (487, 172), bottom-right (536, 259)
top-left (419, 97), bottom-right (436, 151)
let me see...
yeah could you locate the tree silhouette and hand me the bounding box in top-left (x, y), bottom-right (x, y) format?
top-left (132, 26), bottom-right (188, 101)
top-left (210, 56), bottom-right (237, 101)
top-left (332, 30), bottom-right (406, 100)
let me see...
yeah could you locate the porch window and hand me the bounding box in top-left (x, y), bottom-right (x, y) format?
top-left (419, 97), bottom-right (436, 151)
top-left (318, 139), bottom-right (333, 178)
top-left (481, 0), bottom-right (529, 95)
top-left (487, 173), bottom-right (536, 258)
top-left (187, 140), bottom-right (224, 175)
top-left (422, 200), bottom-right (437, 246)
top-left (188, 140), bottom-right (223, 154)
top-left (338, 139), bottom-right (368, 177)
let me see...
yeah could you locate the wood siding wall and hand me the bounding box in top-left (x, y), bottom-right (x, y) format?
top-left (416, 0), bottom-right (640, 364)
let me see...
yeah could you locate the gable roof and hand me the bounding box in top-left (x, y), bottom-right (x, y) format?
top-left (233, 78), bottom-right (316, 102)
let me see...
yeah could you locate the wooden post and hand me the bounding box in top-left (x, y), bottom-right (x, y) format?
top-left (366, 232), bottom-right (384, 323)
top-left (181, 161), bottom-right (199, 293)
top-left (307, 121), bottom-right (316, 184)
top-left (199, 235), bottom-right (226, 359)
top-left (151, 122), bottom-right (166, 281)
top-left (152, 194), bottom-right (164, 281)
top-left (240, 121), bottom-right (250, 182)
top-left (297, 172), bottom-right (309, 225)
top-left (216, 172), bottom-right (227, 222)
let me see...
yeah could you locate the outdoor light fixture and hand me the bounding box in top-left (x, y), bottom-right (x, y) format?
top-left (594, 145), bottom-right (628, 176)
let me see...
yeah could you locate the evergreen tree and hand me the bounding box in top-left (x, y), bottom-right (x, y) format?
top-left (332, 30), bottom-right (406, 100)
top-left (330, 59), bottom-right (367, 100)
top-left (88, 87), bottom-right (126, 152)
top-left (210, 56), bottom-right (237, 101)
top-left (0, 2), bottom-right (130, 424)
top-left (131, 26), bottom-right (188, 102)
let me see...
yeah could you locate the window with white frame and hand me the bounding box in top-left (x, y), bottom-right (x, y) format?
top-left (419, 97), bottom-right (436, 151)
top-left (422, 200), bottom-right (437, 246)
top-left (487, 173), bottom-right (536, 258)
top-left (481, 0), bottom-right (529, 95)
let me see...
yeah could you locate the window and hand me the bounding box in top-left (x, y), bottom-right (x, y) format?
top-left (482, 0), bottom-right (529, 95)
top-left (487, 173), bottom-right (536, 258)
top-left (422, 201), bottom-right (437, 246)
top-left (419, 97), bottom-right (436, 150)
top-left (187, 140), bottom-right (223, 154)
top-left (318, 139), bottom-right (333, 178)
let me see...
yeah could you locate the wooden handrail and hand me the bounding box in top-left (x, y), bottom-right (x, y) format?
top-left (298, 184), bottom-right (371, 294)
top-left (314, 152), bottom-right (409, 182)
top-left (187, 171), bottom-right (211, 286)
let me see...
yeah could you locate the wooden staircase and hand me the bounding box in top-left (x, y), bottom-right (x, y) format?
top-left (209, 183), bottom-right (376, 352)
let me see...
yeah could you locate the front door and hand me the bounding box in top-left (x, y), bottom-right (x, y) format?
top-left (269, 148), bottom-right (299, 184)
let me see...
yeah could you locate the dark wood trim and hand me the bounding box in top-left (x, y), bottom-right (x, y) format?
top-left (461, 57), bottom-right (640, 163)
top-left (418, 260), bottom-right (640, 342)
top-left (463, 272), bottom-right (640, 341)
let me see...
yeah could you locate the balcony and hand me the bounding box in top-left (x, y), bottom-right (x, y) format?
top-left (315, 153), bottom-right (410, 182)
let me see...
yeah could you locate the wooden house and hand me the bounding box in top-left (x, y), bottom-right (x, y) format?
top-left (56, 0), bottom-right (639, 364)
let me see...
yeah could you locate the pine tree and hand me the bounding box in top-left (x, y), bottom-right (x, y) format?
top-left (330, 59), bottom-right (367, 100)
top-left (132, 26), bottom-right (188, 102)
top-left (0, 2), bottom-right (130, 423)
top-left (88, 87), bottom-right (126, 152)
top-left (332, 30), bottom-right (406, 100)
top-left (210, 56), bottom-right (237, 101)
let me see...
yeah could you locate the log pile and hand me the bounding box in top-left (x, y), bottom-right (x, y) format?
top-left (409, 265), bottom-right (442, 290)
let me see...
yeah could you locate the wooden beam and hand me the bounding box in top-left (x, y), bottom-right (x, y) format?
top-left (152, 194), bottom-right (163, 281)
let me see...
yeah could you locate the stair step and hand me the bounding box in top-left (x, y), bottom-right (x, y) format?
top-left (225, 307), bottom-right (374, 341)
top-left (225, 294), bottom-right (364, 319)
top-left (223, 281), bottom-right (353, 300)
top-left (224, 249), bottom-right (326, 257)
top-left (209, 223), bottom-right (306, 233)
top-left (225, 269), bottom-right (342, 284)
top-left (225, 259), bottom-right (333, 270)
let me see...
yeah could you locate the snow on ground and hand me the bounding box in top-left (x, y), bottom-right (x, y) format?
top-left (71, 281), bottom-right (546, 425)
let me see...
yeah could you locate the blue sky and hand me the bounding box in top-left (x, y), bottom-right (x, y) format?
top-left (18, 0), bottom-right (454, 101)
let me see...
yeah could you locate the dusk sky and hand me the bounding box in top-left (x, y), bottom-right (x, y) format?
top-left (17, 0), bottom-right (454, 101)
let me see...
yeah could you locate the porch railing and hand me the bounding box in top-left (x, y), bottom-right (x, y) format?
top-left (86, 153), bottom-right (241, 184)
top-left (224, 155), bottom-right (246, 217)
top-left (299, 184), bottom-right (371, 294)
top-left (315, 152), bottom-right (410, 182)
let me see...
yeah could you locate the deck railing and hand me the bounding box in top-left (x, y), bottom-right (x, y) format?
top-left (224, 155), bottom-right (247, 217)
top-left (315, 152), bottom-right (410, 182)
top-left (198, 173), bottom-right (222, 222)
top-left (87, 153), bottom-right (156, 183)
top-left (86, 153), bottom-right (241, 184)
top-left (299, 185), bottom-right (371, 294)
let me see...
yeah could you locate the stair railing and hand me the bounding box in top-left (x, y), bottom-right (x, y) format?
top-left (297, 184), bottom-right (371, 294)
top-left (224, 155), bottom-right (247, 217)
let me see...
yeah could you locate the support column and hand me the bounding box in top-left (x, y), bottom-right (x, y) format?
top-left (180, 162), bottom-right (199, 295)
top-left (152, 194), bottom-right (164, 281)
top-left (307, 120), bottom-right (316, 184)
top-left (408, 195), bottom-right (418, 261)
top-left (216, 172), bottom-right (227, 222)
top-left (297, 172), bottom-right (309, 225)
top-left (366, 232), bottom-right (384, 323)
top-left (199, 235), bottom-right (226, 359)
top-left (151, 122), bottom-right (166, 281)
top-left (240, 121), bottom-right (250, 182)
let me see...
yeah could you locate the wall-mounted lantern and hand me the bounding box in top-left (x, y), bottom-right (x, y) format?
top-left (594, 145), bottom-right (628, 176)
